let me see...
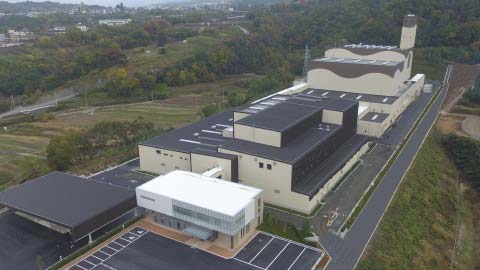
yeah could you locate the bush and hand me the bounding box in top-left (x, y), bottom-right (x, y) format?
top-left (201, 104), bottom-right (219, 117)
top-left (442, 134), bottom-right (480, 191)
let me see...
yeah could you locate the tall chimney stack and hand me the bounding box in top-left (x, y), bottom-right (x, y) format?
top-left (400, 14), bottom-right (417, 49)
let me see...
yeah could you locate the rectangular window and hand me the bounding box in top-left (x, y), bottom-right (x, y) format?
top-left (163, 153), bottom-right (168, 156)
top-left (259, 162), bottom-right (264, 168)
top-left (156, 149), bottom-right (161, 154)
top-left (161, 163), bottom-right (166, 166)
top-left (267, 164), bottom-right (272, 170)
top-left (274, 189), bottom-right (280, 194)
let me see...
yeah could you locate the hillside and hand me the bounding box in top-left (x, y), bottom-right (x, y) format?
top-left (358, 131), bottom-right (480, 270)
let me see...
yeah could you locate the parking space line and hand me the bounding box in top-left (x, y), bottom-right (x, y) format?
top-left (100, 263), bottom-right (120, 270)
top-left (120, 236), bottom-right (132, 243)
top-left (91, 255), bottom-right (104, 262)
top-left (113, 241), bottom-right (126, 247)
top-left (249, 237), bottom-right (274, 263)
top-left (266, 243), bottom-right (289, 270)
top-left (74, 264), bottom-right (88, 270)
top-left (287, 248), bottom-right (306, 270)
top-left (261, 231), bottom-right (323, 253)
top-left (70, 230), bottom-right (148, 270)
top-left (98, 250), bottom-right (111, 257)
top-left (78, 260), bottom-right (95, 270)
top-left (233, 258), bottom-right (265, 270)
top-left (106, 244), bottom-right (120, 252)
top-left (102, 246), bottom-right (117, 255)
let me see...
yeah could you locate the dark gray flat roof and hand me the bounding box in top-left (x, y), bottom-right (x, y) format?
top-left (236, 96), bottom-right (356, 132)
top-left (0, 172), bottom-right (136, 242)
top-left (303, 88), bottom-right (398, 104)
top-left (140, 110), bottom-right (234, 153)
top-left (220, 124), bottom-right (342, 164)
top-left (361, 112), bottom-right (390, 123)
top-left (292, 135), bottom-right (368, 196)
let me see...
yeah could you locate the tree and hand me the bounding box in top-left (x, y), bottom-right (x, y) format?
top-left (35, 255), bottom-right (44, 270)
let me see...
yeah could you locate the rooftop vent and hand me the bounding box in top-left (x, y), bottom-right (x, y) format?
top-left (382, 98), bottom-right (389, 103)
top-left (340, 94), bottom-right (346, 98)
top-left (307, 90), bottom-right (314, 94)
top-left (371, 114), bottom-right (378, 121)
top-left (322, 92), bottom-right (329, 96)
top-left (355, 95), bottom-right (363, 100)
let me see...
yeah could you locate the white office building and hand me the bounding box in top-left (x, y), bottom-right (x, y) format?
top-left (136, 170), bottom-right (263, 249)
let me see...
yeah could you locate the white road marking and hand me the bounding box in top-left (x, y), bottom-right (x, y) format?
top-left (113, 240), bottom-right (126, 247)
top-left (106, 244), bottom-right (120, 252)
top-left (97, 250), bottom-right (111, 257)
top-left (74, 264), bottom-right (88, 270)
top-left (120, 237), bottom-right (131, 243)
top-left (91, 255), bottom-right (104, 261)
top-left (266, 243), bottom-right (289, 270)
top-left (233, 258), bottom-right (265, 270)
top-left (249, 237), bottom-right (274, 263)
top-left (287, 248), bottom-right (306, 270)
top-left (100, 263), bottom-right (120, 270)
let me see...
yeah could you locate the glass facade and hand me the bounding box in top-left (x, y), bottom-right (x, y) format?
top-left (172, 199), bottom-right (245, 236)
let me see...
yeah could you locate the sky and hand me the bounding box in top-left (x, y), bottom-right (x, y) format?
top-left (5, 0), bottom-right (174, 7)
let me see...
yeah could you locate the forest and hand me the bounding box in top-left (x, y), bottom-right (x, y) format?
top-left (0, 0), bottom-right (479, 104)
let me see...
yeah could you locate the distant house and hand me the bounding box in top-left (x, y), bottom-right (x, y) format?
top-left (7, 29), bottom-right (33, 41)
top-left (76, 23), bottom-right (88, 32)
top-left (99, 19), bottom-right (132, 26)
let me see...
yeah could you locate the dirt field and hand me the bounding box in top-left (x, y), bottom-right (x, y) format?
top-left (437, 114), bottom-right (468, 136)
top-left (461, 115), bottom-right (480, 140)
top-left (443, 64), bottom-right (480, 110)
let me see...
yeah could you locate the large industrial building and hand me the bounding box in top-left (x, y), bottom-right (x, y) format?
top-left (136, 170), bottom-right (262, 249)
top-left (0, 172), bottom-right (136, 243)
top-left (138, 15), bottom-right (427, 214)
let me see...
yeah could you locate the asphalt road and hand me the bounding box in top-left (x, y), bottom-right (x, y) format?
top-left (326, 65), bottom-right (452, 270)
top-left (0, 94), bottom-right (77, 119)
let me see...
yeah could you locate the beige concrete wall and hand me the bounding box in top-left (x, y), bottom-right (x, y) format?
top-left (307, 69), bottom-right (403, 96)
top-left (191, 153), bottom-right (234, 181)
top-left (220, 141), bottom-right (369, 214)
top-left (325, 48), bottom-right (407, 62)
top-left (234, 124), bottom-right (282, 147)
top-left (356, 75), bottom-right (424, 137)
top-left (400, 25), bottom-right (417, 49)
top-left (357, 117), bottom-right (393, 137)
top-left (217, 193), bottom-right (263, 249)
top-left (139, 145), bottom-right (191, 175)
top-left (322, 110), bottom-right (343, 125)
top-left (234, 112), bottom-right (250, 122)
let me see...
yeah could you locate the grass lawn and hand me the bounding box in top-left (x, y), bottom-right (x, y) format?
top-left (125, 29), bottom-right (239, 74)
top-left (412, 49), bottom-right (447, 81)
top-left (358, 129), bottom-right (480, 270)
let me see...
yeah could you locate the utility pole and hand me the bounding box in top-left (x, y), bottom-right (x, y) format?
top-left (302, 44), bottom-right (310, 82)
top-left (10, 95), bottom-right (15, 111)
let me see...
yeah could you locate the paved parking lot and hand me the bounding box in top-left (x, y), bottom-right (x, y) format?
top-left (234, 232), bottom-right (323, 270)
top-left (69, 227), bottom-right (323, 270)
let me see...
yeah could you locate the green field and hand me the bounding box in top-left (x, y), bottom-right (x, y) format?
top-left (358, 130), bottom-right (480, 270)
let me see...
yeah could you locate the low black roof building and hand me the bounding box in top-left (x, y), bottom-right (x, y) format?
top-left (0, 172), bottom-right (136, 242)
